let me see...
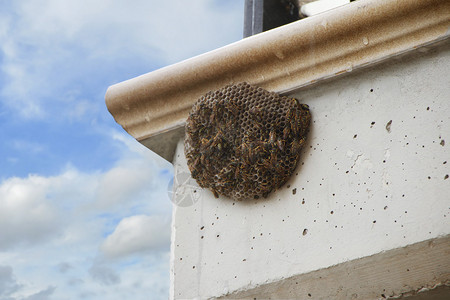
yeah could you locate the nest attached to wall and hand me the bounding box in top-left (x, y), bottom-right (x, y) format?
top-left (185, 82), bottom-right (310, 200)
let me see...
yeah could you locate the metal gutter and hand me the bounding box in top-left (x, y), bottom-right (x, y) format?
top-left (105, 0), bottom-right (450, 162)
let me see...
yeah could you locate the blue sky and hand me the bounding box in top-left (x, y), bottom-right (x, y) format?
top-left (0, 1), bottom-right (243, 299)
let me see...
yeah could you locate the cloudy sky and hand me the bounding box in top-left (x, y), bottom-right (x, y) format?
top-left (0, 1), bottom-right (243, 299)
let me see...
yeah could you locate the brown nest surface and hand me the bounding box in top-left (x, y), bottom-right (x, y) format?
top-left (185, 82), bottom-right (310, 200)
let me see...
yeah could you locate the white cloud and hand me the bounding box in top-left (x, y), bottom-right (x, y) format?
top-left (0, 265), bottom-right (22, 299)
top-left (100, 215), bottom-right (171, 259)
top-left (0, 132), bottom-right (172, 249)
top-left (0, 1), bottom-right (243, 298)
top-left (22, 286), bottom-right (56, 300)
top-left (0, 0), bottom-right (243, 120)
top-left (66, 278), bottom-right (83, 287)
top-left (89, 263), bottom-right (121, 286)
top-left (10, 140), bottom-right (46, 154)
top-left (0, 265), bottom-right (58, 300)
top-left (0, 176), bottom-right (62, 250)
top-left (56, 262), bottom-right (72, 274)
top-left (0, 132), bottom-right (173, 299)
top-left (95, 164), bottom-right (153, 209)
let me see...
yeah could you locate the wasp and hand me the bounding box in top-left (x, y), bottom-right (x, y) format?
top-left (286, 103), bottom-right (295, 120)
top-left (269, 151), bottom-right (278, 169)
top-left (260, 151), bottom-right (277, 171)
top-left (290, 116), bottom-right (299, 136)
top-left (290, 139), bottom-right (298, 154)
top-left (234, 162), bottom-right (241, 179)
top-left (239, 164), bottom-right (251, 180)
top-left (257, 140), bottom-right (270, 152)
top-left (240, 139), bottom-right (249, 156)
top-left (211, 188), bottom-right (219, 198)
top-left (248, 144), bottom-right (256, 164)
top-left (290, 138), bottom-right (306, 154)
top-left (190, 155), bottom-right (200, 169)
top-left (200, 152), bottom-right (208, 166)
top-left (253, 142), bottom-right (268, 163)
top-left (299, 103), bottom-right (309, 110)
top-left (215, 169), bottom-right (232, 188)
top-left (200, 138), bottom-right (212, 151)
top-left (210, 133), bottom-right (222, 148)
top-left (209, 111), bottom-right (216, 124)
top-left (269, 130), bottom-right (276, 145)
top-left (283, 127), bottom-right (290, 140)
top-left (241, 141), bottom-right (255, 165)
top-left (277, 138), bottom-right (285, 151)
top-left (221, 119), bottom-right (234, 132)
top-left (299, 112), bottom-right (311, 136)
top-left (210, 128), bottom-right (227, 150)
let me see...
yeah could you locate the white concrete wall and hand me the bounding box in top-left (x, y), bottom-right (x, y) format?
top-left (170, 43), bottom-right (450, 299)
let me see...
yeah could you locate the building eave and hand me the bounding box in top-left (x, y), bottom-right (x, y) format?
top-left (105, 0), bottom-right (450, 162)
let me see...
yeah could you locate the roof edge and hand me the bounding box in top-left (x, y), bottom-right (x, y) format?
top-left (105, 0), bottom-right (450, 162)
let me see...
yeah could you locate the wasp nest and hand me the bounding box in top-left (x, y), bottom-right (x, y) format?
top-left (185, 82), bottom-right (310, 200)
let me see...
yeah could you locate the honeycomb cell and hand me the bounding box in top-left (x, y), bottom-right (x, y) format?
top-left (185, 82), bottom-right (311, 200)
